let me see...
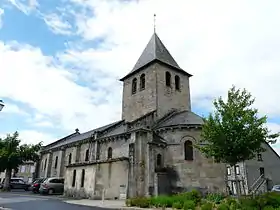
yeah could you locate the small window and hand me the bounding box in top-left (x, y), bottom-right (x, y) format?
top-left (72, 170), bottom-right (76, 187)
top-left (68, 153), bottom-right (72, 165)
top-left (132, 78), bottom-right (137, 94)
top-left (235, 165), bottom-right (240, 175)
top-left (96, 143), bottom-right (100, 160)
top-left (54, 156), bottom-right (58, 169)
top-left (108, 147), bottom-right (112, 159)
top-left (227, 167), bottom-right (231, 175)
top-left (165, 72), bottom-right (171, 87)
top-left (81, 169), bottom-right (85, 188)
top-left (260, 167), bottom-right (265, 176)
top-left (175, 75), bottom-right (180, 90)
top-left (85, 149), bottom-right (89, 161)
top-left (184, 140), bottom-right (193, 161)
top-left (257, 154), bottom-right (262, 161)
top-left (44, 159), bottom-right (47, 170)
top-left (156, 154), bottom-right (162, 167)
top-left (140, 74), bottom-right (145, 90)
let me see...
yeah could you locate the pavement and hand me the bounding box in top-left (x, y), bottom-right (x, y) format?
top-left (0, 190), bottom-right (119, 210)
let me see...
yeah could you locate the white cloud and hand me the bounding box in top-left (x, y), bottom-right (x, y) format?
top-left (0, 8), bottom-right (4, 29)
top-left (7, 0), bottom-right (38, 15)
top-left (3, 0), bottom-right (280, 154)
top-left (0, 41), bottom-right (121, 135)
top-left (1, 102), bottom-right (29, 116)
top-left (42, 13), bottom-right (73, 35)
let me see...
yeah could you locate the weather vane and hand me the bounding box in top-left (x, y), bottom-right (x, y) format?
top-left (154, 14), bottom-right (156, 33)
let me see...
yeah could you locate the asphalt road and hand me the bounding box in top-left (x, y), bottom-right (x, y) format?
top-left (0, 191), bottom-right (109, 210)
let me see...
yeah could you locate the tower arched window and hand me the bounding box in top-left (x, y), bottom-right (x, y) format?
top-left (175, 75), bottom-right (180, 90)
top-left (140, 74), bottom-right (145, 90)
top-left (108, 147), bottom-right (113, 159)
top-left (85, 149), bottom-right (89, 161)
top-left (156, 154), bottom-right (162, 167)
top-left (81, 169), bottom-right (85, 187)
top-left (72, 170), bottom-right (76, 187)
top-left (132, 78), bottom-right (137, 94)
top-left (184, 140), bottom-right (193, 161)
top-left (165, 71), bottom-right (171, 87)
top-left (68, 153), bottom-right (72, 165)
top-left (44, 158), bottom-right (47, 170)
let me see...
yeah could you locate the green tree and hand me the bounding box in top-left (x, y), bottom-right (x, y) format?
top-left (0, 131), bottom-right (42, 191)
top-left (197, 86), bottom-right (279, 195)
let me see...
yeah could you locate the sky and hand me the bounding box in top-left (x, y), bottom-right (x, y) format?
top-left (0, 0), bottom-right (280, 154)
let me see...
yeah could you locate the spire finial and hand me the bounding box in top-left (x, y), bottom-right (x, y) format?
top-left (153, 13), bottom-right (156, 34)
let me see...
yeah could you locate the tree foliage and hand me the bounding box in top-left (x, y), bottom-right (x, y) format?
top-left (198, 86), bottom-right (279, 166)
top-left (0, 131), bottom-right (42, 175)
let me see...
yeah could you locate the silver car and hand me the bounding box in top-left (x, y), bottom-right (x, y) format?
top-left (271, 185), bottom-right (280, 193)
top-left (39, 177), bottom-right (64, 195)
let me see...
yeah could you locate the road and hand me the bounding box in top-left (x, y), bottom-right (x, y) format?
top-left (0, 191), bottom-right (109, 210)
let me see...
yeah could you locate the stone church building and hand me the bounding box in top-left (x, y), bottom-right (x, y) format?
top-left (38, 32), bottom-right (232, 199)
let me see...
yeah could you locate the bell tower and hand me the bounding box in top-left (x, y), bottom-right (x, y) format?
top-left (120, 33), bottom-right (192, 122)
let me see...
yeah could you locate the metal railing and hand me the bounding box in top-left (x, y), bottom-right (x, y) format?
top-left (248, 174), bottom-right (266, 194)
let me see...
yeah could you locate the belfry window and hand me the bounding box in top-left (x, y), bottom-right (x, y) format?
top-left (175, 75), bottom-right (180, 90)
top-left (140, 74), bottom-right (145, 90)
top-left (132, 78), bottom-right (137, 94)
top-left (85, 149), bottom-right (89, 161)
top-left (108, 147), bottom-right (113, 159)
top-left (165, 71), bottom-right (171, 87)
top-left (184, 140), bottom-right (193, 161)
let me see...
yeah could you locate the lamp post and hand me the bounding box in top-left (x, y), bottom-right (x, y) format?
top-left (0, 100), bottom-right (4, 112)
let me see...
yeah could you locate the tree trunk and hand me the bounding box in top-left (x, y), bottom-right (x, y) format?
top-left (3, 168), bottom-right (12, 191)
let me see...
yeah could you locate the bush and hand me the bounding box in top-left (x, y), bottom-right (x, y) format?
top-left (217, 203), bottom-right (229, 210)
top-left (172, 201), bottom-right (183, 209)
top-left (150, 195), bottom-right (174, 207)
top-left (206, 193), bottom-right (225, 204)
top-left (126, 197), bottom-right (151, 208)
top-left (179, 189), bottom-right (202, 204)
top-left (200, 202), bottom-right (214, 210)
top-left (183, 200), bottom-right (196, 210)
top-left (263, 206), bottom-right (275, 210)
top-left (261, 192), bottom-right (280, 208)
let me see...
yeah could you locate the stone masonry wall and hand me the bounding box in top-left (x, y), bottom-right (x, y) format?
top-left (122, 64), bottom-right (157, 122)
top-left (64, 160), bottom-right (129, 199)
top-left (160, 128), bottom-right (226, 193)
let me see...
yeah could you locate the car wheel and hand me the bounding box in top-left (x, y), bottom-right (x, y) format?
top-left (48, 189), bottom-right (54, 195)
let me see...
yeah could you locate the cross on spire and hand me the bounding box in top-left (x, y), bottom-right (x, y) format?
top-left (154, 14), bottom-right (156, 34)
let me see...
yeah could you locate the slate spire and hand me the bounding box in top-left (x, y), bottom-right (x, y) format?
top-left (120, 32), bottom-right (191, 81)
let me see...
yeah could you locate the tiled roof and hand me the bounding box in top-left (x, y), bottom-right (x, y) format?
top-left (155, 110), bottom-right (203, 128)
top-left (120, 33), bottom-right (191, 81)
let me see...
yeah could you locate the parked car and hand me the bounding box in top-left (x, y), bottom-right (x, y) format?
top-left (271, 185), bottom-right (280, 193)
top-left (30, 178), bottom-right (46, 193)
top-left (0, 178), bottom-right (29, 191)
top-left (39, 177), bottom-right (64, 195)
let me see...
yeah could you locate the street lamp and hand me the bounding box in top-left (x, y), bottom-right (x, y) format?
top-left (0, 100), bottom-right (4, 112)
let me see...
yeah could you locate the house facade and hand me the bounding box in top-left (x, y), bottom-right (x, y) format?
top-left (38, 32), bottom-right (280, 199)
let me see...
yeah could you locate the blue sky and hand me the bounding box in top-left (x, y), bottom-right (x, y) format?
top-left (0, 0), bottom-right (280, 155)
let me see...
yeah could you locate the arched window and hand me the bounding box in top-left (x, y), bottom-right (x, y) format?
top-left (72, 170), bottom-right (76, 187)
top-left (85, 149), bottom-right (89, 161)
top-left (156, 154), bottom-right (162, 167)
top-left (132, 78), bottom-right (137, 94)
top-left (140, 74), bottom-right (145, 90)
top-left (81, 169), bottom-right (85, 188)
top-left (54, 156), bottom-right (58, 168)
top-left (108, 147), bottom-right (113, 159)
top-left (44, 158), bottom-right (47, 170)
top-left (68, 153), bottom-right (72, 165)
top-left (184, 140), bottom-right (193, 161)
top-left (175, 75), bottom-right (180, 90)
top-left (165, 72), bottom-right (171, 87)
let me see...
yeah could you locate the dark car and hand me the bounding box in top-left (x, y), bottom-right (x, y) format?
top-left (0, 178), bottom-right (29, 191)
top-left (30, 178), bottom-right (46, 193)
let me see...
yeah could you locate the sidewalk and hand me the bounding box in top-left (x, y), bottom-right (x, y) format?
top-left (64, 199), bottom-right (126, 209)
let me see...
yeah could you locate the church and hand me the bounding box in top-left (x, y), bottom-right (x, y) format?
top-left (38, 32), bottom-right (227, 199)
